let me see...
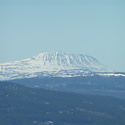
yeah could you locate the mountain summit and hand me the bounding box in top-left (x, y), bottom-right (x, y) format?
top-left (0, 52), bottom-right (112, 80)
top-left (32, 52), bottom-right (109, 71)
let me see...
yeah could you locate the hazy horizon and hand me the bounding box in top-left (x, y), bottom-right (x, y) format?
top-left (0, 0), bottom-right (125, 72)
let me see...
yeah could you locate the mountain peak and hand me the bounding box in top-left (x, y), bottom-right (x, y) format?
top-left (32, 52), bottom-right (101, 69)
top-left (0, 52), bottom-right (112, 80)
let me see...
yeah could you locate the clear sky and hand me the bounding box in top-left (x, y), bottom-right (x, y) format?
top-left (0, 0), bottom-right (125, 72)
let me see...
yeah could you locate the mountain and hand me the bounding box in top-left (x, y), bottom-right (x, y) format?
top-left (0, 81), bottom-right (125, 125)
top-left (1, 52), bottom-right (125, 99)
top-left (0, 52), bottom-right (113, 80)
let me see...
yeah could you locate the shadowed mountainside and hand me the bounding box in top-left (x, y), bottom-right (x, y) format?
top-left (0, 81), bottom-right (125, 125)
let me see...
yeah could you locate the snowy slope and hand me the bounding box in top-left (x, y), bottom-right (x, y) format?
top-left (0, 52), bottom-right (115, 80)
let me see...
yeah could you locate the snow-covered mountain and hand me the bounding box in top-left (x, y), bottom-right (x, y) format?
top-left (0, 52), bottom-right (118, 80)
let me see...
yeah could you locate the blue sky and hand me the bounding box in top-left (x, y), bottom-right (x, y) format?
top-left (0, 0), bottom-right (125, 72)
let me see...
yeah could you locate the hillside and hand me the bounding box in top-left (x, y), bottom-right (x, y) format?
top-left (0, 81), bottom-right (125, 125)
top-left (11, 74), bottom-right (125, 99)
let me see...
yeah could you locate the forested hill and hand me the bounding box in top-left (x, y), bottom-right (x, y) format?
top-left (11, 75), bottom-right (125, 99)
top-left (0, 81), bottom-right (125, 125)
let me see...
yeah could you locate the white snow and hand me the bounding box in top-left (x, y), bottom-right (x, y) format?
top-left (0, 52), bottom-right (122, 80)
top-left (98, 73), bottom-right (125, 77)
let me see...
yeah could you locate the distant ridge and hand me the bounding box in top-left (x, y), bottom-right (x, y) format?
top-left (0, 52), bottom-right (113, 80)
